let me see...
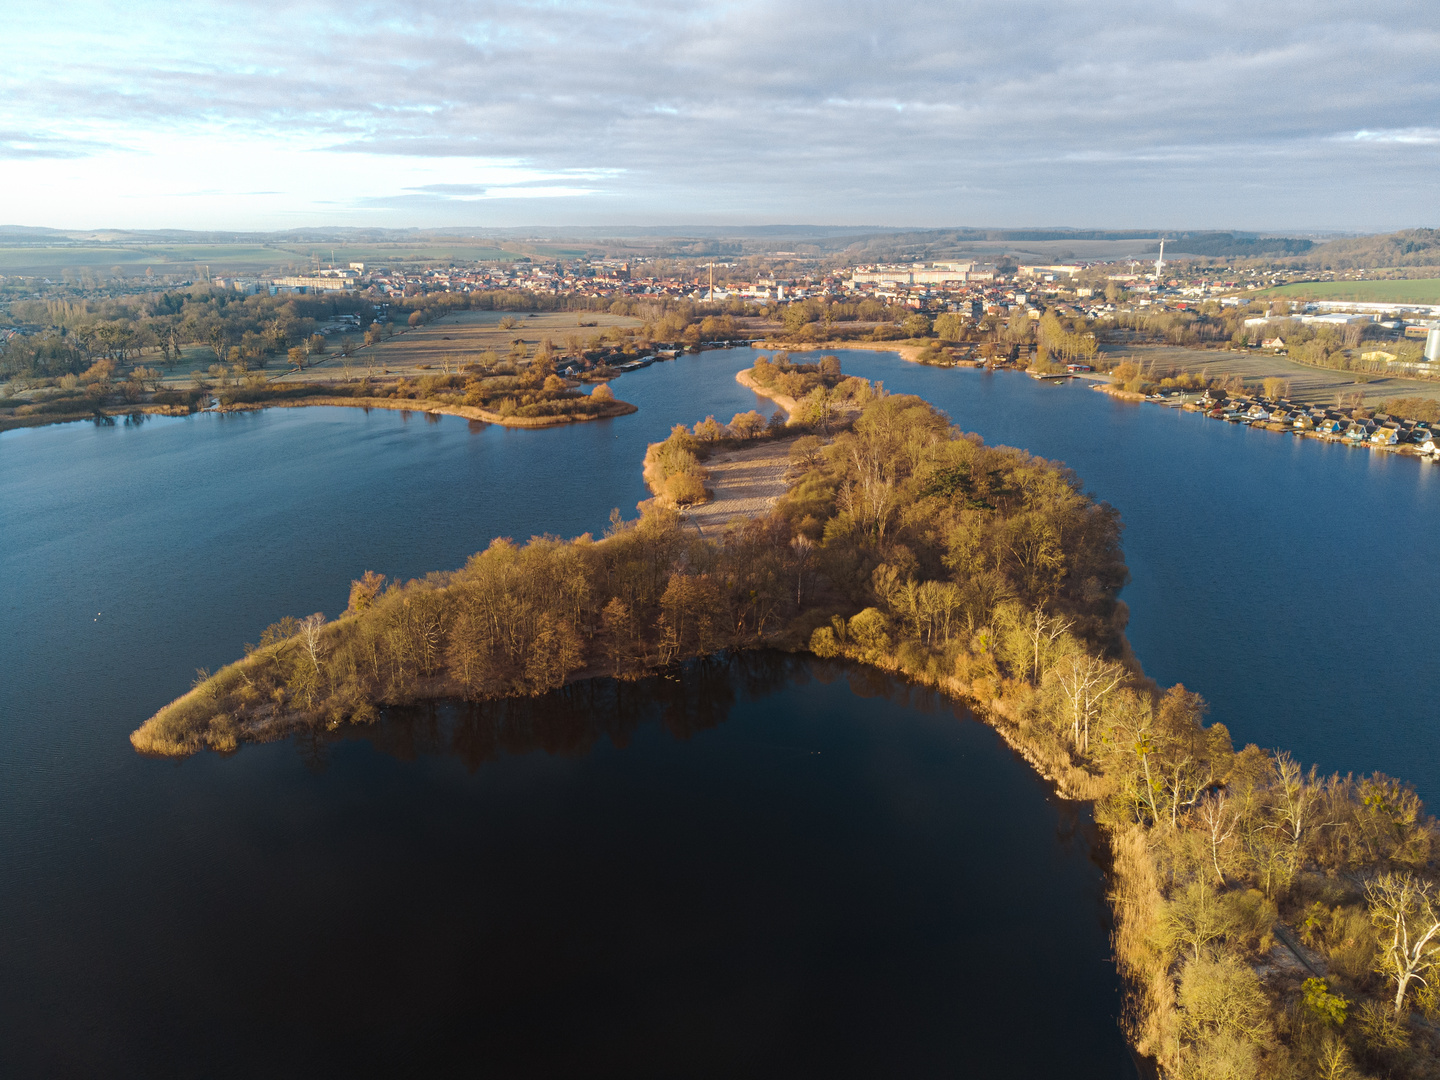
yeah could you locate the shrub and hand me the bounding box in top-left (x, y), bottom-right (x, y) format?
top-left (664, 471), bottom-right (706, 505)
top-left (729, 410), bottom-right (765, 439)
top-left (809, 626), bottom-right (841, 658)
top-left (847, 608), bottom-right (891, 654)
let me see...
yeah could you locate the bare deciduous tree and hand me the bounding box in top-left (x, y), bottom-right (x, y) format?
top-left (1196, 789), bottom-right (1237, 885)
top-left (1367, 872), bottom-right (1440, 1015)
top-left (1054, 650), bottom-right (1123, 753)
top-left (1270, 750), bottom-right (1317, 851)
top-left (297, 612), bottom-right (326, 675)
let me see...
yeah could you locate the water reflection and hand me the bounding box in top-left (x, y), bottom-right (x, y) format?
top-left (320, 651), bottom-right (969, 771)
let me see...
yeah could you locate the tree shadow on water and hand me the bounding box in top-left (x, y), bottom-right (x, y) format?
top-left (312, 651), bottom-right (802, 771)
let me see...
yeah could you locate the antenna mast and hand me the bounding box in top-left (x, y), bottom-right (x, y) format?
top-left (1155, 239), bottom-right (1165, 281)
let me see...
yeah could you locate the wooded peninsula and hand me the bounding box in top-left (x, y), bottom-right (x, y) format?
top-left (132, 359), bottom-right (1440, 1080)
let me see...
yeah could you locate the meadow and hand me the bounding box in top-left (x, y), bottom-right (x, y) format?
top-left (0, 240), bottom-right (527, 276)
top-left (1100, 345), bottom-right (1440, 408)
top-left (1258, 279), bottom-right (1440, 304)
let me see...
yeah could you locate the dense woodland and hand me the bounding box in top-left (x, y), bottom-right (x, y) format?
top-left (1288, 229), bottom-right (1440, 272)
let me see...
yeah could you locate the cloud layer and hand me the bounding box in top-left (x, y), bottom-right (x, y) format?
top-left (4, 0), bottom-right (1438, 229)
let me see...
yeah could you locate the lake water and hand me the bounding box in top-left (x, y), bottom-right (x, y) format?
top-left (1, 355), bottom-right (1133, 1077)
top-left (6, 345), bottom-right (1436, 1075)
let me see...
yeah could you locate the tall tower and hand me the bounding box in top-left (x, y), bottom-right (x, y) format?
top-left (1155, 239), bottom-right (1165, 281)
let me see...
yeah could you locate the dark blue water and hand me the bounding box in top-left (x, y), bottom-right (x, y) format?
top-left (0, 354), bottom-right (1134, 1077)
top-left (803, 350), bottom-right (1440, 800)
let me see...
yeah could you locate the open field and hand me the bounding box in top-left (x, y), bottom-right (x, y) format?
top-left (1103, 344), bottom-right (1440, 407)
top-left (271, 310), bottom-right (645, 384)
top-left (0, 240), bottom-right (522, 276)
top-left (142, 310), bottom-right (643, 390)
top-left (683, 440), bottom-right (793, 534)
top-left (0, 244), bottom-right (285, 275)
top-left (1256, 279), bottom-right (1440, 304)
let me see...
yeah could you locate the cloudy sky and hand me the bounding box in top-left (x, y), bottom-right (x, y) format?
top-left (3, 0), bottom-right (1438, 232)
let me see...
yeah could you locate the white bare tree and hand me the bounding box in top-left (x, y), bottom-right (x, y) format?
top-left (790, 534), bottom-right (814, 607)
top-left (1023, 606), bottom-right (1073, 684)
top-left (1196, 789), bottom-right (1238, 885)
top-left (1054, 651), bottom-right (1124, 753)
top-left (297, 612), bottom-right (327, 675)
top-left (1367, 872), bottom-right (1440, 1015)
top-left (1270, 751), bottom-right (1317, 851)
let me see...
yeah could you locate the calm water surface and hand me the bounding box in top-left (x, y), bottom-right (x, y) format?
top-left (1, 354), bottom-right (1132, 1077)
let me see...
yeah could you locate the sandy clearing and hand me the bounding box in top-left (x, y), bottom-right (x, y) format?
top-left (681, 440), bottom-right (794, 534)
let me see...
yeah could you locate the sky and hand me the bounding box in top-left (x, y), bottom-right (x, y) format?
top-left (2, 0), bottom-right (1438, 233)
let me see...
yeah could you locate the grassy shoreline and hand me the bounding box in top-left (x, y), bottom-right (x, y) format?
top-left (219, 393), bottom-right (637, 428)
top-left (1, 388), bottom-right (637, 433)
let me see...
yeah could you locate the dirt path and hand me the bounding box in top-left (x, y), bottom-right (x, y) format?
top-left (682, 441), bottom-right (793, 534)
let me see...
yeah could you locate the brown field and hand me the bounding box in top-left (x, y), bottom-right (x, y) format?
top-left (1101, 344), bottom-right (1440, 407)
top-left (266, 309), bottom-right (644, 387)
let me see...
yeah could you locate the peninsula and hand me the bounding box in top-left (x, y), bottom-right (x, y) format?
top-left (132, 359), bottom-right (1440, 1080)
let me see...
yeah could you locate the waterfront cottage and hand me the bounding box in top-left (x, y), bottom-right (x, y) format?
top-left (1370, 428), bottom-right (1399, 446)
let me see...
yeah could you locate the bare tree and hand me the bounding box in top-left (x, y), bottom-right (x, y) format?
top-left (1196, 789), bottom-right (1238, 885)
top-left (1023, 606), bottom-right (1073, 684)
top-left (297, 612), bottom-right (326, 676)
top-left (1054, 651), bottom-right (1122, 753)
top-left (790, 534), bottom-right (814, 606)
top-left (1367, 872), bottom-right (1440, 1015)
top-left (1270, 751), bottom-right (1317, 850)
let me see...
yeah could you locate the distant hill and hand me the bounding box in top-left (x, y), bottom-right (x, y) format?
top-left (1298, 228), bottom-right (1440, 270)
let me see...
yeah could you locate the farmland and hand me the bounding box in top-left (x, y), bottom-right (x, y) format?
top-left (1101, 344), bottom-right (1440, 408)
top-left (1256, 278), bottom-right (1440, 304)
top-left (265, 310), bottom-right (645, 387)
top-left (0, 240), bottom-right (527, 277)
